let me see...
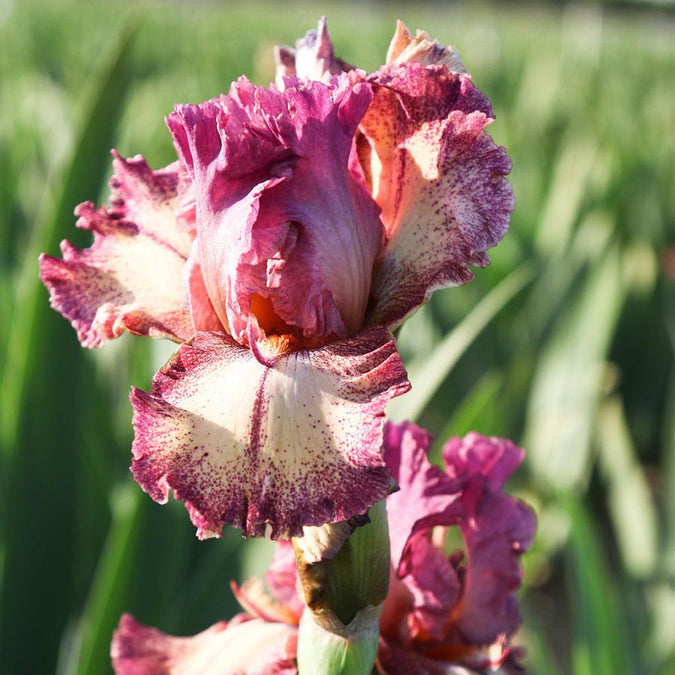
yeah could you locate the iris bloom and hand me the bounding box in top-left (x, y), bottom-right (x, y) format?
top-left (111, 424), bottom-right (536, 674)
top-left (39, 21), bottom-right (513, 539)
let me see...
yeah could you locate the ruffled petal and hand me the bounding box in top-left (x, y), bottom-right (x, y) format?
top-left (167, 74), bottom-right (383, 344)
top-left (111, 613), bottom-right (297, 675)
top-left (382, 422), bottom-right (462, 573)
top-left (398, 534), bottom-right (462, 643)
top-left (39, 153), bottom-right (194, 347)
top-left (381, 424), bottom-right (534, 666)
top-left (442, 433), bottom-right (537, 645)
top-left (130, 327), bottom-right (409, 539)
top-left (358, 63), bottom-right (513, 328)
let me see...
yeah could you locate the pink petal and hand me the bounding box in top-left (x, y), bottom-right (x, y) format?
top-left (382, 422), bottom-right (462, 573)
top-left (39, 153), bottom-right (194, 347)
top-left (358, 63), bottom-right (514, 328)
top-left (443, 433), bottom-right (537, 645)
top-left (231, 578), bottom-right (300, 627)
top-left (183, 243), bottom-right (226, 333)
top-left (398, 534), bottom-right (462, 642)
top-left (265, 542), bottom-right (305, 619)
top-left (130, 328), bottom-right (409, 539)
top-left (111, 613), bottom-right (297, 675)
top-left (167, 74), bottom-right (383, 344)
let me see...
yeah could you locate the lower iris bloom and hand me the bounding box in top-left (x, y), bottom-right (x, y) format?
top-left (111, 424), bottom-right (536, 674)
top-left (39, 21), bottom-right (513, 539)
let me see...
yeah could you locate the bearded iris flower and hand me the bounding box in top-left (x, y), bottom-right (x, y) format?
top-left (110, 425), bottom-right (536, 674)
top-left (39, 21), bottom-right (513, 540)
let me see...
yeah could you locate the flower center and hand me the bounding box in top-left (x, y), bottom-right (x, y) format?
top-left (249, 294), bottom-right (294, 336)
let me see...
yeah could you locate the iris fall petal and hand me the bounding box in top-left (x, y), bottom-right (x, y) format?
top-left (130, 328), bottom-right (409, 540)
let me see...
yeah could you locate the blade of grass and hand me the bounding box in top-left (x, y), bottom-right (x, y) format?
top-left (564, 494), bottom-right (635, 675)
top-left (597, 396), bottom-right (658, 579)
top-left (0, 17), bottom-right (140, 674)
top-left (0, 16), bottom-right (140, 456)
top-left (521, 618), bottom-right (565, 675)
top-left (535, 130), bottom-right (598, 256)
top-left (664, 283), bottom-right (675, 575)
top-left (429, 370), bottom-right (505, 462)
top-left (524, 247), bottom-right (624, 490)
top-left (387, 263), bottom-right (535, 423)
top-left (61, 485), bottom-right (144, 675)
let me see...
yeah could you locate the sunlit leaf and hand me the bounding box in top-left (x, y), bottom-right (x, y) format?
top-left (597, 396), bottom-right (658, 579)
top-left (524, 248), bottom-right (625, 490)
top-left (388, 263), bottom-right (534, 423)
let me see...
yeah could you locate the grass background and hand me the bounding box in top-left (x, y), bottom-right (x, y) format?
top-left (0, 1), bottom-right (673, 673)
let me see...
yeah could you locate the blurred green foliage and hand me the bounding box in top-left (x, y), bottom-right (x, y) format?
top-left (0, 1), bottom-right (673, 673)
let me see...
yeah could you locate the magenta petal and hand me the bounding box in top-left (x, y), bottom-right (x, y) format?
top-left (130, 327), bottom-right (409, 539)
top-left (111, 613), bottom-right (297, 675)
top-left (359, 63), bottom-right (514, 328)
top-left (383, 421), bottom-right (462, 573)
top-left (400, 534), bottom-right (462, 642)
top-left (443, 433), bottom-right (537, 645)
top-left (39, 153), bottom-right (194, 347)
top-left (167, 74), bottom-right (383, 343)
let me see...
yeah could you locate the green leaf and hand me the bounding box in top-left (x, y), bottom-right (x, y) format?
top-left (0, 16), bottom-right (141, 455)
top-left (597, 396), bottom-right (658, 579)
top-left (388, 263), bottom-right (535, 423)
top-left (535, 130), bottom-right (598, 256)
top-left (0, 17), bottom-right (140, 675)
top-left (63, 486), bottom-right (144, 675)
top-left (564, 494), bottom-right (634, 675)
top-left (524, 247), bottom-right (625, 490)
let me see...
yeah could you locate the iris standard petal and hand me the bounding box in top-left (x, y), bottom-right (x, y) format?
top-left (183, 242), bottom-right (226, 333)
top-left (39, 152), bottom-right (194, 347)
top-left (274, 17), bottom-right (352, 89)
top-left (358, 63), bottom-right (514, 328)
top-left (385, 20), bottom-right (467, 73)
top-left (167, 74), bottom-right (383, 345)
top-left (130, 328), bottom-right (409, 540)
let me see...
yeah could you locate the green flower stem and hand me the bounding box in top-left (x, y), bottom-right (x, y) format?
top-left (294, 500), bottom-right (390, 675)
top-left (296, 604), bottom-right (382, 675)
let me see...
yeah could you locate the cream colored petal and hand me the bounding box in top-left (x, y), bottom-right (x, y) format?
top-left (131, 328), bottom-right (409, 539)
